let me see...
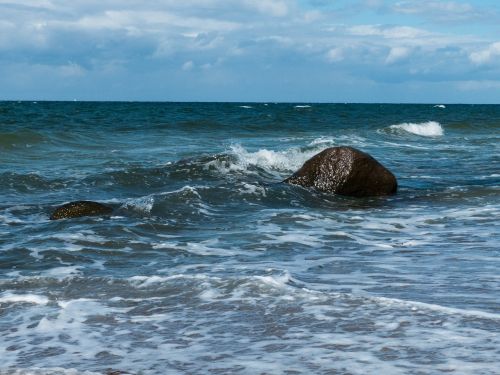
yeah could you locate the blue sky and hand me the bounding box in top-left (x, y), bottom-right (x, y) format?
top-left (0, 0), bottom-right (499, 102)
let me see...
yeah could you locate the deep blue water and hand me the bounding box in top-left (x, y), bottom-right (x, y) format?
top-left (1, 102), bottom-right (499, 375)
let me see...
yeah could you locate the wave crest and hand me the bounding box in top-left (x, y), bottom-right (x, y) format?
top-left (389, 121), bottom-right (444, 137)
top-left (227, 143), bottom-right (330, 175)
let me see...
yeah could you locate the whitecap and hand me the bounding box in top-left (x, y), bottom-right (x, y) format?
top-left (389, 121), bottom-right (444, 137)
top-left (121, 195), bottom-right (155, 214)
top-left (1, 368), bottom-right (101, 375)
top-left (227, 144), bottom-right (319, 174)
top-left (373, 296), bottom-right (500, 320)
top-left (0, 213), bottom-right (23, 225)
top-left (42, 266), bottom-right (82, 279)
top-left (433, 104), bottom-right (446, 108)
top-left (239, 182), bottom-right (267, 197)
top-left (308, 137), bottom-right (336, 146)
top-left (294, 105), bottom-right (311, 108)
top-left (153, 238), bottom-right (238, 256)
top-left (239, 105), bottom-right (253, 109)
top-left (262, 233), bottom-right (323, 247)
top-left (51, 231), bottom-right (106, 244)
top-left (0, 293), bottom-right (49, 305)
top-left (252, 271), bottom-right (293, 289)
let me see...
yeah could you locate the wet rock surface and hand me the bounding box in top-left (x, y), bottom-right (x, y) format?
top-left (284, 146), bottom-right (397, 197)
top-left (50, 200), bottom-right (113, 220)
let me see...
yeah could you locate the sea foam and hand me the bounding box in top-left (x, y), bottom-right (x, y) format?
top-left (389, 121), bottom-right (444, 137)
top-left (228, 143), bottom-right (325, 174)
top-left (0, 293), bottom-right (49, 305)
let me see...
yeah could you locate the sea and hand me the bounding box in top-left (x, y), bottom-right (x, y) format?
top-left (0, 102), bottom-right (499, 375)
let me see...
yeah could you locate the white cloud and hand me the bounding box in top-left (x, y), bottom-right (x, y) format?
top-left (393, 1), bottom-right (474, 16)
top-left (385, 46), bottom-right (410, 64)
top-left (243, 0), bottom-right (289, 17)
top-left (303, 10), bottom-right (322, 23)
top-left (0, 0), bottom-right (499, 101)
top-left (65, 10), bottom-right (240, 33)
top-left (182, 60), bottom-right (194, 71)
top-left (0, 0), bottom-right (55, 9)
top-left (469, 42), bottom-right (500, 65)
top-left (348, 25), bottom-right (430, 39)
top-left (326, 47), bottom-right (344, 62)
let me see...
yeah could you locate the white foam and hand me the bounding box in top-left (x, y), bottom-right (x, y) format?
top-left (373, 296), bottom-right (500, 320)
top-left (121, 195), bottom-right (155, 214)
top-left (389, 121), bottom-right (444, 137)
top-left (0, 293), bottom-right (49, 305)
top-left (128, 275), bottom-right (171, 287)
top-left (51, 231), bottom-right (106, 244)
top-left (1, 368), bottom-right (101, 375)
top-left (239, 182), bottom-right (267, 197)
top-left (128, 273), bottom-right (221, 288)
top-left (42, 266), bottom-right (82, 279)
top-left (262, 233), bottom-right (324, 247)
top-left (153, 238), bottom-right (238, 256)
top-left (434, 104), bottom-right (446, 108)
top-left (253, 271), bottom-right (292, 289)
top-left (294, 105), bottom-right (311, 108)
top-left (228, 144), bottom-right (319, 173)
top-left (0, 213), bottom-right (23, 225)
top-left (308, 136), bottom-right (336, 146)
top-left (239, 105), bottom-right (253, 109)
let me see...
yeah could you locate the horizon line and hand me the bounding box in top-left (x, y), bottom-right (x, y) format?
top-left (1, 100), bottom-right (499, 105)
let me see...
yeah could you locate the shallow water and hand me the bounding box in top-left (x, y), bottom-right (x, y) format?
top-left (1, 102), bottom-right (499, 374)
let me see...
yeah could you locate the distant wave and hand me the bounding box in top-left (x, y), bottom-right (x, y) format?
top-left (294, 105), bottom-right (311, 108)
top-left (239, 105), bottom-right (253, 109)
top-left (433, 104), bottom-right (446, 108)
top-left (389, 121), bottom-right (444, 137)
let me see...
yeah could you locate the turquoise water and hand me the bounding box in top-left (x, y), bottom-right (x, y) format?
top-left (1, 102), bottom-right (499, 374)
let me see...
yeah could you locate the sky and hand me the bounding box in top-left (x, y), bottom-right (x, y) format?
top-left (0, 0), bottom-right (499, 103)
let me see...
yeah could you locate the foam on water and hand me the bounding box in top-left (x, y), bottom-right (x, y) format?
top-left (2, 102), bottom-right (499, 374)
top-left (121, 195), bottom-right (155, 214)
top-left (373, 296), bottom-right (500, 320)
top-left (0, 293), bottom-right (49, 305)
top-left (389, 121), bottom-right (444, 137)
top-left (226, 143), bottom-right (330, 174)
top-left (0, 369), bottom-right (101, 375)
top-left (2, 272), bottom-right (499, 374)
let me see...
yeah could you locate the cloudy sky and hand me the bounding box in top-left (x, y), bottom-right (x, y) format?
top-left (1, 0), bottom-right (499, 102)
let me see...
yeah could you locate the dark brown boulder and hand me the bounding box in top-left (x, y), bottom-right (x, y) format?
top-left (50, 201), bottom-right (113, 220)
top-left (284, 146), bottom-right (397, 197)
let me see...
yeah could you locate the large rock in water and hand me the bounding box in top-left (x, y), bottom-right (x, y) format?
top-left (284, 147), bottom-right (397, 197)
top-left (50, 201), bottom-right (113, 220)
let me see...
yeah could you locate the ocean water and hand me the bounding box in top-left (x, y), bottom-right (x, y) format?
top-left (0, 102), bottom-right (499, 375)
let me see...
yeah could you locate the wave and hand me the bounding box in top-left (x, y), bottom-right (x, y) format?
top-left (1, 368), bottom-right (102, 375)
top-left (0, 172), bottom-right (68, 193)
top-left (389, 121), bottom-right (444, 137)
top-left (0, 293), bottom-right (49, 305)
top-left (180, 142), bottom-right (332, 180)
top-left (373, 296), bottom-right (500, 320)
top-left (0, 131), bottom-right (47, 150)
top-left (228, 144), bottom-right (313, 174)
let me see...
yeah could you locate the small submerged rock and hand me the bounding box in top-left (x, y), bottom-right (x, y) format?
top-left (284, 146), bottom-right (397, 197)
top-left (50, 200), bottom-right (113, 220)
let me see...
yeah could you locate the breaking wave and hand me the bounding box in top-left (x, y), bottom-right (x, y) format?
top-left (389, 121), bottom-right (444, 137)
